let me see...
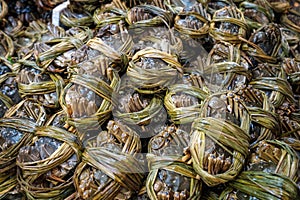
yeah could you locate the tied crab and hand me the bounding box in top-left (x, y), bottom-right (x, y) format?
top-left (113, 77), bottom-right (166, 138)
top-left (17, 65), bottom-right (64, 109)
top-left (248, 140), bottom-right (298, 181)
top-left (239, 0), bottom-right (274, 30)
top-left (219, 171), bottom-right (299, 200)
top-left (203, 41), bottom-right (252, 92)
top-left (146, 124), bottom-right (202, 200)
top-left (209, 6), bottom-right (248, 43)
top-left (233, 84), bottom-right (280, 147)
top-left (73, 120), bottom-right (144, 200)
top-left (243, 23), bottom-right (284, 65)
top-left (127, 47), bottom-right (183, 94)
top-left (164, 83), bottom-right (208, 125)
top-left (189, 91), bottom-right (251, 186)
top-left (16, 110), bottom-right (81, 199)
top-left (174, 2), bottom-right (211, 38)
top-left (126, 4), bottom-right (173, 28)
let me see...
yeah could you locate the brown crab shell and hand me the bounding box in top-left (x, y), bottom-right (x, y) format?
top-left (73, 120), bottom-right (144, 200)
top-left (147, 124), bottom-right (202, 200)
top-left (189, 91), bottom-right (251, 186)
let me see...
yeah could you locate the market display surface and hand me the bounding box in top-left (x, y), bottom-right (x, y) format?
top-left (0, 0), bottom-right (300, 199)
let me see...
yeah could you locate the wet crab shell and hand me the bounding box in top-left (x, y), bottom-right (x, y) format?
top-left (233, 84), bottom-right (280, 147)
top-left (174, 2), bottom-right (211, 38)
top-left (204, 41), bottom-right (252, 92)
top-left (17, 67), bottom-right (65, 109)
top-left (16, 122), bottom-right (81, 200)
top-left (60, 71), bottom-right (119, 131)
top-left (74, 120), bottom-right (144, 200)
top-left (146, 124), bottom-right (202, 200)
top-left (247, 140), bottom-right (299, 181)
top-left (219, 171), bottom-right (299, 200)
top-left (113, 83), bottom-right (167, 138)
top-left (127, 48), bottom-right (183, 94)
top-left (0, 118), bottom-right (37, 198)
top-left (209, 6), bottom-right (248, 43)
top-left (244, 23), bottom-right (283, 65)
top-left (164, 83), bottom-right (208, 125)
top-left (249, 67), bottom-right (295, 108)
top-left (239, 0), bottom-right (274, 30)
top-left (126, 5), bottom-right (173, 28)
top-left (189, 91), bottom-right (251, 186)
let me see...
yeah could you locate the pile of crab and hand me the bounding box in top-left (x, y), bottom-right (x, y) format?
top-left (0, 0), bottom-right (300, 199)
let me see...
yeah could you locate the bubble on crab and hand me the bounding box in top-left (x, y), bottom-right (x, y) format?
top-left (0, 127), bottom-right (23, 152)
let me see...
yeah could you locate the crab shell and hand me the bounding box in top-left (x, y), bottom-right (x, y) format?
top-left (190, 91), bottom-right (251, 186)
top-left (74, 120), bottom-right (144, 200)
top-left (147, 124), bottom-right (202, 200)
